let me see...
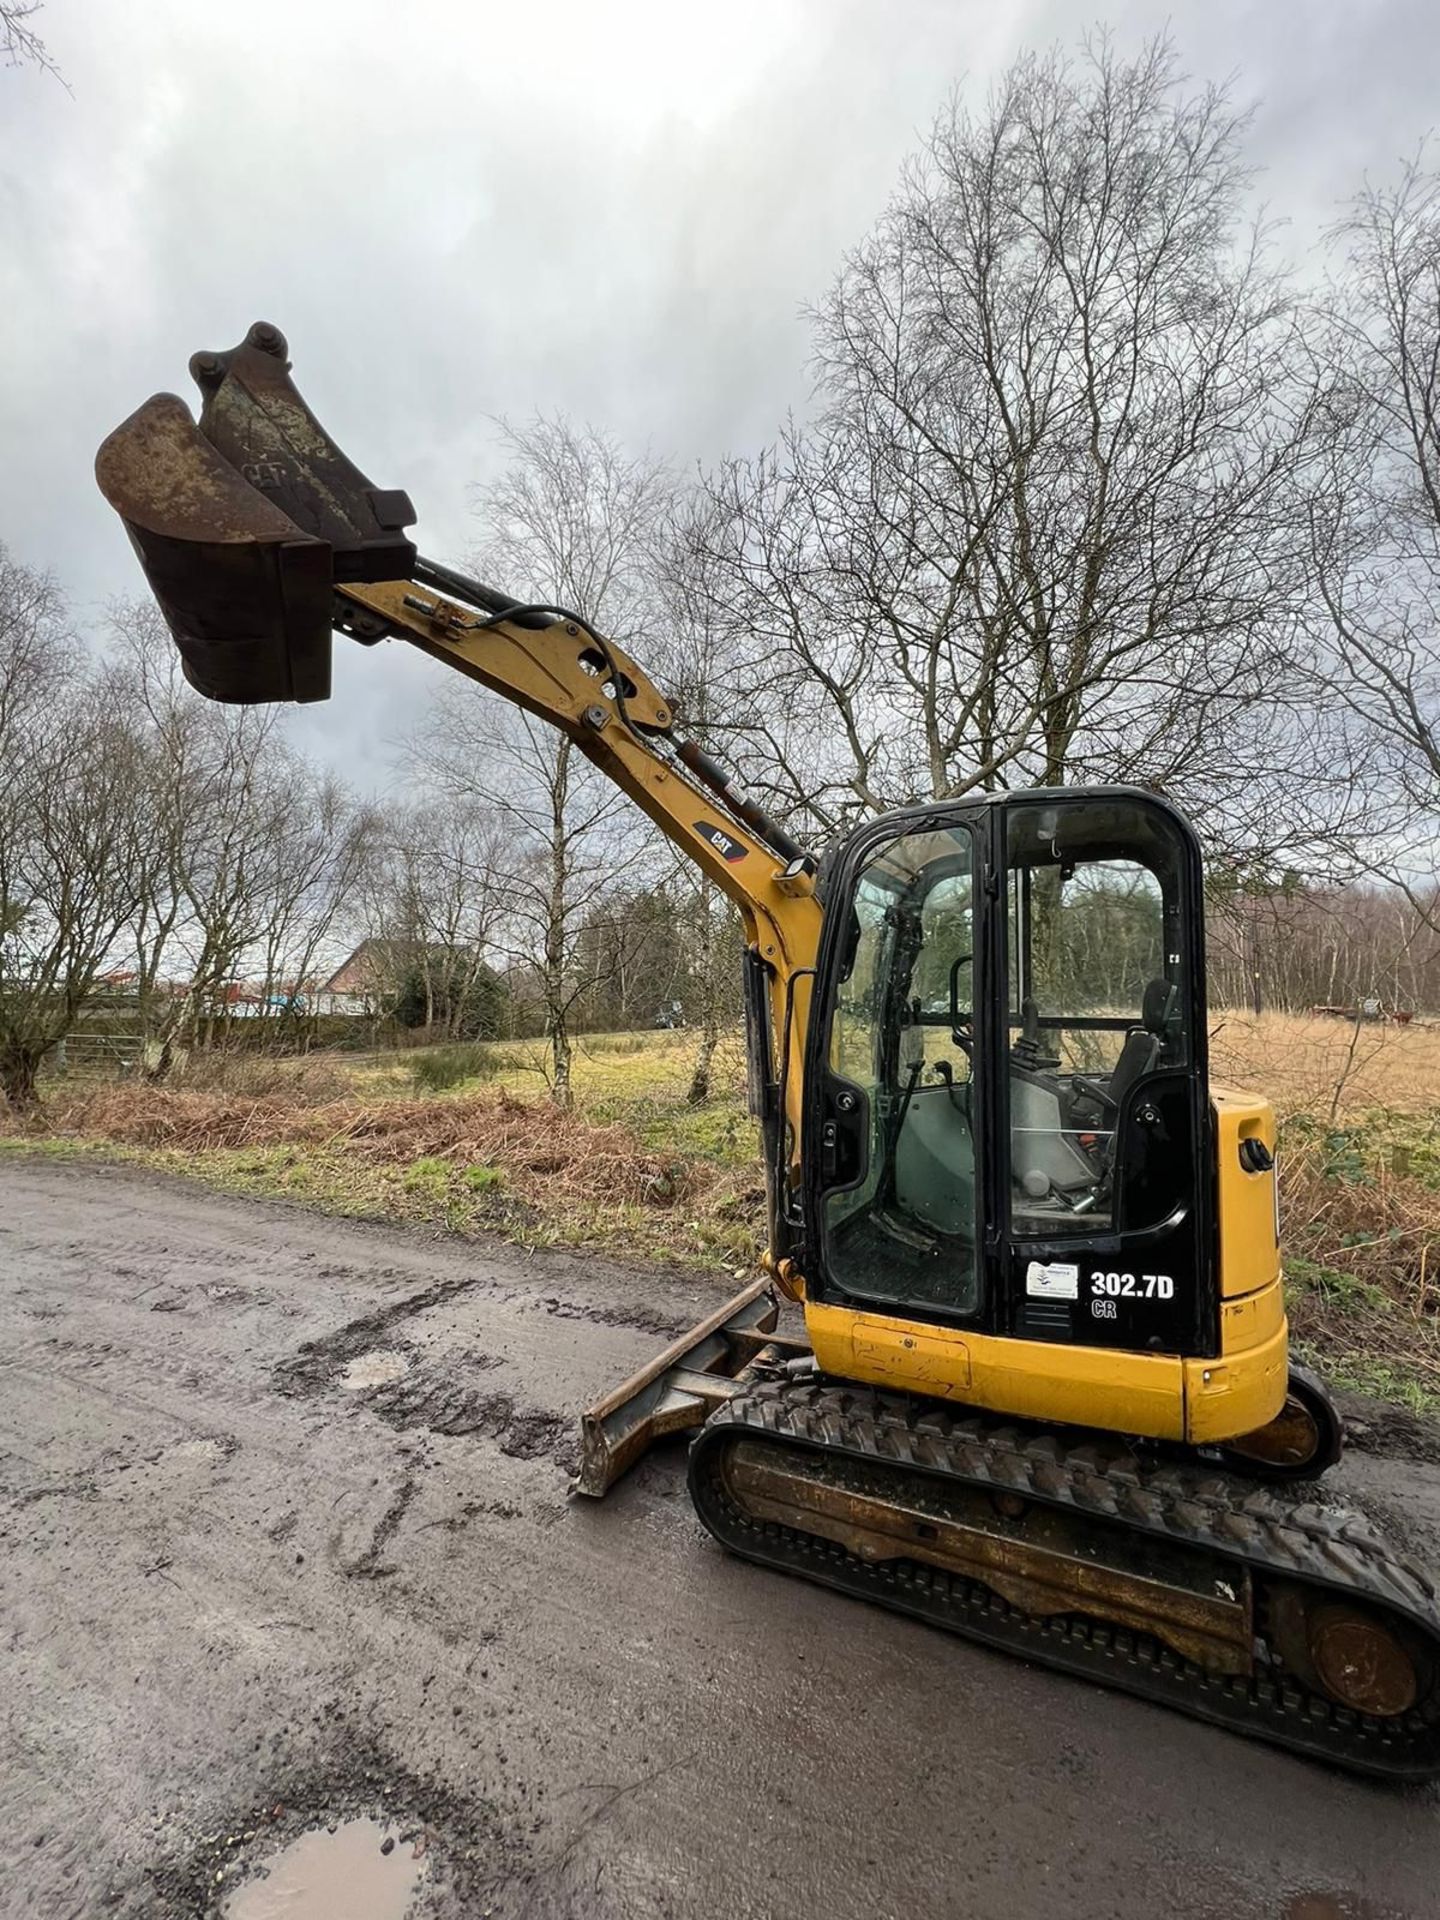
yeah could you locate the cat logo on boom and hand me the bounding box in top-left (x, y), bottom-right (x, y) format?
top-left (694, 820), bottom-right (747, 862)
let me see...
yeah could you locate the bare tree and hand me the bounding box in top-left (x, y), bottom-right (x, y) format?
top-left (1307, 152), bottom-right (1440, 902)
top-left (363, 799), bottom-right (509, 1036)
top-left (676, 880), bottom-right (742, 1103)
top-left (0, 545), bottom-right (69, 745)
top-left (252, 770), bottom-right (377, 1043)
top-left (102, 604), bottom-right (374, 1069)
top-left (2, 3), bottom-right (62, 81)
top-left (102, 604), bottom-right (219, 1042)
top-left (469, 415), bottom-right (675, 649)
top-left (653, 500), bottom-right (752, 1101)
top-left (408, 704), bottom-right (635, 1101)
top-left (1207, 873), bottom-right (1440, 1016)
top-left (407, 417), bottom-right (673, 1104)
top-left (691, 37), bottom-right (1312, 839)
top-left (172, 746), bottom-right (375, 1060)
top-left (0, 553), bottom-right (147, 1106)
top-left (101, 607), bottom-right (286, 1071)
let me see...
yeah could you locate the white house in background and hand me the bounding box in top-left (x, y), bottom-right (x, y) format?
top-left (314, 940), bottom-right (392, 1016)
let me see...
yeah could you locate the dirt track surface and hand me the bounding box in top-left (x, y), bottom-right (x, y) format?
top-left (3, 1156), bottom-right (1439, 1920)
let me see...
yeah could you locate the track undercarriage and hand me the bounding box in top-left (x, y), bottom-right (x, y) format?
top-left (576, 1283), bottom-right (1440, 1779)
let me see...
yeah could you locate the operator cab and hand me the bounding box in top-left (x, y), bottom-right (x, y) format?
top-left (806, 789), bottom-right (1212, 1357)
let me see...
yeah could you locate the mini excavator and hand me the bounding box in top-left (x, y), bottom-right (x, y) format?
top-left (97, 324), bottom-right (1440, 1777)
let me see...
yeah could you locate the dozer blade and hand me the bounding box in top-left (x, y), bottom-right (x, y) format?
top-left (573, 1276), bottom-right (810, 1498)
top-left (94, 321), bottom-right (415, 705)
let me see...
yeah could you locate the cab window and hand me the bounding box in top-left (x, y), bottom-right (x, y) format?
top-left (1006, 798), bottom-right (1191, 1238)
top-left (822, 825), bottom-right (980, 1314)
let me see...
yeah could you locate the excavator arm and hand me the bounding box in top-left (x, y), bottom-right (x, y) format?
top-left (96, 323), bottom-right (821, 1487)
top-left (329, 572), bottom-right (827, 1297)
top-left (333, 572), bottom-right (821, 981)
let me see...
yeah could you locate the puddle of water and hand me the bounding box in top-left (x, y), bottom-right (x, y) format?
top-left (222, 1817), bottom-right (426, 1920)
top-left (341, 1350), bottom-right (411, 1391)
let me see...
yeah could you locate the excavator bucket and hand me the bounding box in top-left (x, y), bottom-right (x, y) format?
top-left (97, 391), bottom-right (335, 703)
top-left (572, 1276), bottom-right (810, 1497)
top-left (94, 322), bottom-right (416, 704)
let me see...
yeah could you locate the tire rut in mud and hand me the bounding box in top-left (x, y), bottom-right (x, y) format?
top-left (363, 1377), bottom-right (576, 1471)
top-left (1339, 1392), bottom-right (1440, 1466)
top-left (273, 1276), bottom-right (699, 1475)
top-left (536, 1293), bottom-right (692, 1339)
top-left (274, 1278), bottom-right (486, 1397)
top-left (275, 1293), bottom-right (576, 1472)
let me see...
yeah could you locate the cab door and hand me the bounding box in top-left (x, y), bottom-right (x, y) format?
top-left (804, 809), bottom-right (989, 1325)
top-left (997, 791), bottom-right (1215, 1358)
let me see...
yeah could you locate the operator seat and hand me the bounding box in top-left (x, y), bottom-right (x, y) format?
top-left (1104, 1024), bottom-right (1160, 1112)
top-left (1082, 977), bottom-right (1179, 1116)
top-left (1010, 978), bottom-right (1181, 1208)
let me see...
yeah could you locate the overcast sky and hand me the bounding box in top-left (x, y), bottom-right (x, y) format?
top-left (3, 0), bottom-right (1438, 783)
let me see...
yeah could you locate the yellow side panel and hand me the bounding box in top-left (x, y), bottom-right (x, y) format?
top-left (805, 1276), bottom-right (1290, 1447)
top-left (1211, 1087), bottom-right (1279, 1299)
top-left (805, 1302), bottom-right (1189, 1441)
top-left (1219, 1274), bottom-right (1285, 1354)
top-left (1184, 1311), bottom-right (1289, 1443)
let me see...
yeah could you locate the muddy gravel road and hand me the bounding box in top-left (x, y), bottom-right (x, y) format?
top-left (3, 1156), bottom-right (1440, 1919)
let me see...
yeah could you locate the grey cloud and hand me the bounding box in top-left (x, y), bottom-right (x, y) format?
top-left (3, 0), bottom-right (1438, 778)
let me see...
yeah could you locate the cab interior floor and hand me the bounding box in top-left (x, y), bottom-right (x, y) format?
top-left (830, 1212), bottom-right (980, 1313)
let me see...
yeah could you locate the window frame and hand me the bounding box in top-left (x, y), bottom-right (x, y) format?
top-left (1000, 793), bottom-right (1208, 1250)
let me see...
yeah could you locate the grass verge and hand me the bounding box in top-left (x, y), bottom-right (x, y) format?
top-left (8, 1018), bottom-right (1440, 1414)
top-left (1, 1051), bottom-right (766, 1274)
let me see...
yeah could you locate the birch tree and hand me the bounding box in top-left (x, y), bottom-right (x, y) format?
top-left (409, 417), bottom-right (672, 1104)
top-left (692, 37), bottom-right (1311, 837)
top-left (0, 555), bottom-right (148, 1106)
top-left (1307, 153), bottom-right (1440, 903)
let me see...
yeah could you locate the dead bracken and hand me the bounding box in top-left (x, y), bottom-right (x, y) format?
top-left (32, 1085), bottom-right (707, 1209)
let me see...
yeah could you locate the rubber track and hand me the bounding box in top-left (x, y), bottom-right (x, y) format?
top-left (688, 1379), bottom-right (1440, 1780)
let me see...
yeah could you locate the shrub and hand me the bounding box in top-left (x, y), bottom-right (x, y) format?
top-left (171, 1053), bottom-right (348, 1102)
top-left (409, 1045), bottom-right (492, 1093)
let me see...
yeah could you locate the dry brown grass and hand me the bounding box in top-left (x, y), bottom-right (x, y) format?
top-left (153, 1052), bottom-right (354, 1102)
top-left (36, 1081), bottom-right (717, 1211)
top-left (1279, 1134), bottom-right (1440, 1392)
top-left (1209, 1010), bottom-right (1440, 1118)
top-left (1201, 1013), bottom-right (1440, 1406)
